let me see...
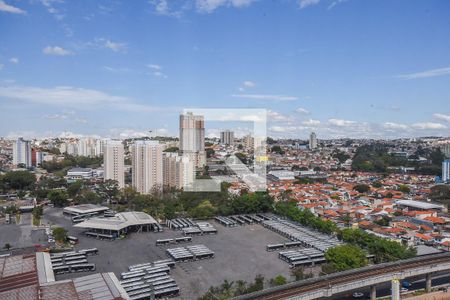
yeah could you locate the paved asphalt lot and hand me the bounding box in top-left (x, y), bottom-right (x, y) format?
top-left (0, 213), bottom-right (47, 251)
top-left (42, 207), bottom-right (294, 299)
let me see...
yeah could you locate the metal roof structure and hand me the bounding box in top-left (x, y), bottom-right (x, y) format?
top-left (0, 252), bottom-right (54, 299)
top-left (395, 200), bottom-right (445, 210)
top-left (40, 273), bottom-right (129, 300)
top-left (63, 204), bottom-right (110, 215)
top-left (0, 253), bottom-right (129, 300)
top-left (74, 211), bottom-right (157, 231)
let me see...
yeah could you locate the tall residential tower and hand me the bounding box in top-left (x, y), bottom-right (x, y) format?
top-left (131, 141), bottom-right (164, 194)
top-left (103, 140), bottom-right (125, 188)
top-left (13, 137), bottom-right (32, 167)
top-left (179, 112), bottom-right (206, 168)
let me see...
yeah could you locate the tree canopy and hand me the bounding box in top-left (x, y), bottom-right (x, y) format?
top-left (325, 244), bottom-right (368, 271)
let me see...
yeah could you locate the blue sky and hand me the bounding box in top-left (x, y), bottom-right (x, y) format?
top-left (1, 0), bottom-right (450, 139)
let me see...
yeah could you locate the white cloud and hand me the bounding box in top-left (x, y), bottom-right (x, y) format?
top-left (9, 57), bottom-right (19, 64)
top-left (302, 119), bottom-right (320, 126)
top-left (43, 46), bottom-right (72, 56)
top-left (382, 122), bottom-right (409, 131)
top-left (75, 117), bottom-right (88, 124)
top-left (231, 94), bottom-right (298, 101)
top-left (108, 128), bottom-right (171, 139)
top-left (147, 64), bottom-right (162, 70)
top-left (267, 110), bottom-right (290, 122)
top-left (103, 39), bottom-right (127, 52)
top-left (103, 66), bottom-right (132, 73)
top-left (153, 71), bottom-right (168, 79)
top-left (396, 67), bottom-right (450, 80)
top-left (0, 0), bottom-right (26, 14)
top-left (411, 122), bottom-right (447, 130)
top-left (155, 0), bottom-right (169, 14)
top-left (196, 0), bottom-right (257, 13)
top-left (42, 114), bottom-right (67, 120)
top-left (269, 125), bottom-right (298, 133)
top-left (298, 0), bottom-right (320, 9)
top-left (328, 118), bottom-right (356, 127)
top-left (0, 84), bottom-right (160, 112)
top-left (243, 80), bottom-right (256, 88)
top-left (295, 107), bottom-right (310, 114)
top-left (328, 0), bottom-right (347, 10)
top-left (433, 113), bottom-right (450, 122)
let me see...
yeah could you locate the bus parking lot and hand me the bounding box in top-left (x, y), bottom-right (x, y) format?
top-left (40, 207), bottom-right (296, 299)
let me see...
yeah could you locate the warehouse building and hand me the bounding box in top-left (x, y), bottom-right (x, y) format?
top-left (74, 211), bottom-right (159, 239)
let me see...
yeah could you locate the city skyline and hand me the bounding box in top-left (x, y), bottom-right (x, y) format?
top-left (1, 0), bottom-right (450, 139)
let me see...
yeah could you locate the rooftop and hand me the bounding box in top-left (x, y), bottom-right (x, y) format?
top-left (395, 200), bottom-right (444, 210)
top-left (63, 204), bottom-right (109, 215)
top-left (74, 211), bottom-right (157, 231)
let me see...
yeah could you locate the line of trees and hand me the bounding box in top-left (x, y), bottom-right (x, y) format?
top-left (337, 228), bottom-right (416, 263)
top-left (275, 201), bottom-right (337, 234)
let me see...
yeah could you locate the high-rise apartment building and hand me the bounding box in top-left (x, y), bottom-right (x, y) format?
top-left (244, 134), bottom-right (254, 150)
top-left (179, 112), bottom-right (206, 168)
top-left (131, 141), bottom-right (164, 194)
top-left (220, 130), bottom-right (235, 146)
top-left (13, 137), bottom-right (32, 167)
top-left (309, 132), bottom-right (318, 150)
top-left (163, 152), bottom-right (194, 190)
top-left (441, 143), bottom-right (450, 159)
top-left (443, 159), bottom-right (450, 183)
top-left (103, 140), bottom-right (125, 188)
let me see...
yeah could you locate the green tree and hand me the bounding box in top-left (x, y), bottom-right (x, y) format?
top-left (270, 275), bottom-right (287, 286)
top-left (163, 146), bottom-right (179, 152)
top-left (47, 190), bottom-right (69, 207)
top-left (325, 244), bottom-right (368, 271)
top-left (353, 184), bottom-right (370, 193)
top-left (271, 145), bottom-right (285, 155)
top-left (97, 180), bottom-right (119, 203)
top-left (291, 267), bottom-right (313, 281)
top-left (189, 200), bottom-right (216, 219)
top-left (3, 171), bottom-right (36, 190)
top-left (67, 181), bottom-right (83, 197)
top-left (75, 190), bottom-right (102, 204)
top-left (398, 184), bottom-right (410, 194)
top-left (52, 227), bottom-right (68, 243)
top-left (372, 181), bottom-right (383, 188)
top-left (3, 243), bottom-right (12, 250)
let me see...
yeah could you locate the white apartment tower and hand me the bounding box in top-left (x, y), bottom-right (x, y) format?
top-left (103, 140), bottom-right (125, 188)
top-left (13, 137), bottom-right (32, 167)
top-left (220, 130), bottom-right (235, 146)
top-left (131, 141), bottom-right (164, 194)
top-left (443, 159), bottom-right (450, 183)
top-left (179, 112), bottom-right (206, 168)
top-left (163, 153), bottom-right (194, 190)
top-left (309, 132), bottom-right (318, 150)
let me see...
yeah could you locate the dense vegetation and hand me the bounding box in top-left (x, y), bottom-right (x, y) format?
top-left (198, 274), bottom-right (283, 300)
top-left (0, 171), bottom-right (36, 190)
top-left (275, 201), bottom-right (337, 234)
top-left (40, 155), bottom-right (103, 173)
top-left (338, 228), bottom-right (416, 263)
top-left (275, 201), bottom-right (416, 265)
top-left (324, 244), bottom-right (367, 271)
top-left (121, 186), bottom-right (274, 221)
top-left (351, 144), bottom-right (444, 175)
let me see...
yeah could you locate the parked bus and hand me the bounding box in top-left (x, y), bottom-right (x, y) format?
top-left (67, 236), bottom-right (79, 244)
